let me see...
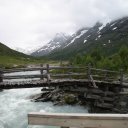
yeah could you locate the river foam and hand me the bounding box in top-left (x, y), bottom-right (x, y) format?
top-left (0, 88), bottom-right (87, 128)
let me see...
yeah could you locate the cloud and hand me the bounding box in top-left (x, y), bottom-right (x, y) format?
top-left (0, 0), bottom-right (128, 50)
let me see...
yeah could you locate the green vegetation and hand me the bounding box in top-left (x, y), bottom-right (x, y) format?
top-left (69, 45), bottom-right (128, 73)
top-left (0, 55), bottom-right (46, 68)
top-left (0, 42), bottom-right (59, 68)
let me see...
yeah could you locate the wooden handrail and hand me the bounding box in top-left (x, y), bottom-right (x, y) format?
top-left (3, 66), bottom-right (87, 73)
top-left (28, 112), bottom-right (128, 128)
top-left (91, 68), bottom-right (119, 74)
top-left (0, 65), bottom-right (123, 84)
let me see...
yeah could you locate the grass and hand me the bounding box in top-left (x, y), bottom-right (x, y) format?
top-left (0, 55), bottom-right (68, 68)
top-left (0, 55), bottom-right (58, 68)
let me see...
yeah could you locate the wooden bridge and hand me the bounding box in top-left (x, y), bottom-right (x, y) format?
top-left (1, 64), bottom-right (128, 111)
top-left (0, 64), bottom-right (127, 90)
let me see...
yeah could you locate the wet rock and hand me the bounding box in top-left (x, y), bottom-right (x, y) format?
top-left (30, 86), bottom-right (128, 114)
top-left (0, 89), bottom-right (3, 92)
top-left (64, 94), bottom-right (78, 105)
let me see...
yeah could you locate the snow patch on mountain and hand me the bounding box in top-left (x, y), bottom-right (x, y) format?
top-left (12, 46), bottom-right (42, 55)
top-left (112, 27), bottom-right (117, 30)
top-left (84, 40), bottom-right (87, 43)
top-left (31, 33), bottom-right (70, 56)
top-left (65, 30), bottom-right (87, 48)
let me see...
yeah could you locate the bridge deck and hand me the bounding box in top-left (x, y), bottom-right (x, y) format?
top-left (0, 79), bottom-right (124, 89)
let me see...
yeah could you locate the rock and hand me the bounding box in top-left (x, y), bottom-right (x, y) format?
top-left (53, 100), bottom-right (65, 106)
top-left (64, 94), bottom-right (78, 105)
top-left (0, 89), bottom-right (3, 92)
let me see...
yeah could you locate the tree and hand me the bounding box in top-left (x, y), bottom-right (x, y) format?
top-left (119, 45), bottom-right (128, 70)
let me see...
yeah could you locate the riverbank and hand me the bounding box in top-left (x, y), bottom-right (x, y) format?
top-left (31, 87), bottom-right (128, 114)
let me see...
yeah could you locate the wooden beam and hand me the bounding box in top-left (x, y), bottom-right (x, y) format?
top-left (3, 74), bottom-right (47, 79)
top-left (28, 113), bottom-right (128, 128)
top-left (3, 66), bottom-right (86, 73)
top-left (90, 75), bottom-right (98, 88)
top-left (91, 68), bottom-right (119, 74)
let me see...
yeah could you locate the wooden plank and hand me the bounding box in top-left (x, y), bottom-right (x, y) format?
top-left (91, 68), bottom-right (119, 74)
top-left (51, 73), bottom-right (87, 77)
top-left (95, 102), bottom-right (113, 109)
top-left (86, 94), bottom-right (101, 99)
top-left (3, 74), bottom-right (46, 79)
top-left (40, 64), bottom-right (44, 80)
top-left (28, 113), bottom-right (128, 128)
top-left (89, 75), bottom-right (98, 88)
top-left (120, 69), bottom-right (123, 85)
top-left (46, 64), bottom-right (50, 83)
top-left (3, 66), bottom-right (86, 73)
top-left (3, 73), bottom-right (87, 80)
top-left (0, 79), bottom-right (121, 89)
top-left (0, 70), bottom-right (3, 82)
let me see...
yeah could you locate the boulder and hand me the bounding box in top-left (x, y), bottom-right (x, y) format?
top-left (64, 94), bottom-right (78, 105)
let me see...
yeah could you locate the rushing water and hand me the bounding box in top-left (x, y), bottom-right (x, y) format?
top-left (0, 71), bottom-right (88, 128)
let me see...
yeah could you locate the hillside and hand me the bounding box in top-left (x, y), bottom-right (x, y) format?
top-left (0, 42), bottom-right (30, 67)
top-left (33, 17), bottom-right (128, 60)
top-left (0, 42), bottom-right (29, 57)
top-left (0, 42), bottom-right (59, 67)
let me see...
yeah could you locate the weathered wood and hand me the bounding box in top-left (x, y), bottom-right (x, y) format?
top-left (120, 69), bottom-right (123, 85)
top-left (87, 64), bottom-right (91, 79)
top-left (3, 74), bottom-right (46, 79)
top-left (3, 66), bottom-right (87, 73)
top-left (28, 113), bottom-right (128, 128)
top-left (95, 102), bottom-right (114, 109)
top-left (0, 70), bottom-right (3, 82)
top-left (0, 79), bottom-right (122, 89)
top-left (40, 64), bottom-right (44, 80)
top-left (3, 73), bottom-right (87, 80)
top-left (91, 68), bottom-right (119, 74)
top-left (46, 64), bottom-right (50, 83)
top-left (89, 75), bottom-right (98, 88)
top-left (86, 94), bottom-right (101, 100)
top-left (51, 73), bottom-right (87, 77)
top-left (0, 64), bottom-right (125, 91)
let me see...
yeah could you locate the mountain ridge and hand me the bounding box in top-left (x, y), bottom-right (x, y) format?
top-left (31, 33), bottom-right (71, 57)
top-left (31, 16), bottom-right (128, 60)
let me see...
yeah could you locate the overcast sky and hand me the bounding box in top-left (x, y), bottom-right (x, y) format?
top-left (0, 0), bottom-right (128, 50)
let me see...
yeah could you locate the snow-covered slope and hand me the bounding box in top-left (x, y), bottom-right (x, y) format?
top-left (12, 46), bottom-right (42, 55)
top-left (31, 16), bottom-right (128, 59)
top-left (31, 33), bottom-right (70, 56)
top-left (47, 17), bottom-right (128, 59)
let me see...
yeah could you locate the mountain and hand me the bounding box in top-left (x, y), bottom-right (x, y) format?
top-left (12, 46), bottom-right (42, 55)
top-left (31, 16), bottom-right (128, 60)
top-left (46, 17), bottom-right (128, 60)
top-left (0, 42), bottom-right (28, 57)
top-left (31, 33), bottom-right (71, 56)
top-left (0, 42), bottom-right (56, 67)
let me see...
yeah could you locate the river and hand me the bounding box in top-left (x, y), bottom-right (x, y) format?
top-left (0, 71), bottom-right (88, 128)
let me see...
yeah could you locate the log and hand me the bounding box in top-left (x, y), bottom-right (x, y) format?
top-left (28, 113), bottom-right (128, 128)
top-left (95, 102), bottom-right (113, 109)
top-left (3, 74), bottom-right (47, 79)
top-left (86, 94), bottom-right (101, 100)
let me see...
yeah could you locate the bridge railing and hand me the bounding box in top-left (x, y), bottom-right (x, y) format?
top-left (0, 64), bottom-right (124, 85)
top-left (28, 112), bottom-right (128, 128)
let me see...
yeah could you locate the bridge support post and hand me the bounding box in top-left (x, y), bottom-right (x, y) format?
top-left (40, 64), bottom-right (44, 80)
top-left (120, 69), bottom-right (123, 86)
top-left (46, 64), bottom-right (50, 83)
top-left (87, 63), bottom-right (91, 81)
top-left (87, 63), bottom-right (91, 82)
top-left (0, 70), bottom-right (3, 82)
